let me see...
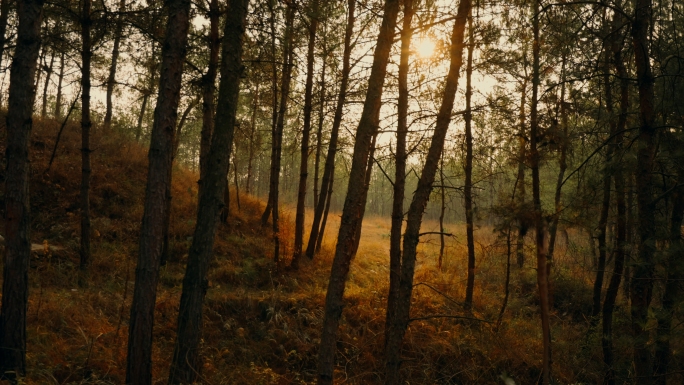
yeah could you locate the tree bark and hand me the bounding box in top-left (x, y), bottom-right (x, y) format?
top-left (530, 0), bottom-right (551, 382)
top-left (272, 3), bottom-right (295, 267)
top-left (198, 0), bottom-right (220, 193)
top-left (0, 0), bottom-right (44, 379)
top-left (630, 0), bottom-right (657, 381)
top-left (54, 51), bottom-right (65, 119)
top-left (125, 0), bottom-right (192, 381)
top-left (516, 79), bottom-right (527, 268)
top-left (41, 50), bottom-right (55, 119)
top-left (104, 0), bottom-right (127, 130)
top-left (167, 0), bottom-right (248, 381)
top-left (313, 48), bottom-right (326, 211)
top-left (292, 0), bottom-right (320, 269)
top-left (384, 1), bottom-right (471, 382)
top-left (318, 0), bottom-right (400, 382)
top-left (601, 14), bottom-right (628, 384)
top-left (305, 0), bottom-right (355, 260)
top-left (246, 82), bottom-right (259, 194)
top-left (463, 9), bottom-right (475, 310)
top-left (385, 2), bottom-right (413, 382)
top-left (79, 0), bottom-right (93, 287)
top-left (261, 0), bottom-right (280, 226)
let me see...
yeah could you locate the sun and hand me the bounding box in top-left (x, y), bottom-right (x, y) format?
top-left (415, 37), bottom-right (436, 59)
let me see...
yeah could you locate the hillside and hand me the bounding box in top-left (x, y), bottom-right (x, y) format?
top-left (0, 118), bottom-right (630, 384)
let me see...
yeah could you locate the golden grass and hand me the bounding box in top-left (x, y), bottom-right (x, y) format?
top-left (0, 118), bottom-right (668, 384)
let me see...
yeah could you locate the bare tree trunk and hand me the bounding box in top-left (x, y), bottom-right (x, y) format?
top-left (125, 0), bottom-right (192, 381)
top-left (272, 3), bottom-right (295, 267)
top-left (104, 0), bottom-right (127, 130)
top-left (167, 1), bottom-right (248, 381)
top-left (463, 10), bottom-right (475, 310)
top-left (135, 93), bottom-right (149, 141)
top-left (438, 155), bottom-right (445, 270)
top-left (198, 0), bottom-right (220, 194)
top-left (305, 0), bottom-right (355, 259)
top-left (530, 1), bottom-right (551, 382)
top-left (313, 50), bottom-right (326, 210)
top-left (601, 15), bottom-right (628, 384)
top-left (261, 0), bottom-right (279, 226)
top-left (292, 0), bottom-right (320, 269)
top-left (630, 1), bottom-right (657, 381)
top-left (385, 2), bottom-right (413, 382)
top-left (234, 154), bottom-right (241, 210)
top-left (318, 0), bottom-right (400, 382)
top-left (516, 79), bottom-right (527, 268)
top-left (79, 0), bottom-right (93, 287)
top-left (384, 1), bottom-right (471, 382)
top-left (41, 50), bottom-right (55, 119)
top-left (0, 0), bottom-right (44, 379)
top-left (246, 82), bottom-right (259, 194)
top-left (54, 52), bottom-right (65, 119)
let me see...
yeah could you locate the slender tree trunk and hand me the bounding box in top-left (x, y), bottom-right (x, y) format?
top-left (199, 0), bottom-right (220, 192)
top-left (79, 0), bottom-right (92, 287)
top-left (593, 57), bottom-right (613, 319)
top-left (246, 82), bottom-right (259, 194)
top-left (630, 0), bottom-right (657, 381)
top-left (530, 1), bottom-right (551, 382)
top-left (104, 0), bottom-right (127, 130)
top-left (167, 1), bottom-right (248, 381)
top-left (438, 155), bottom-right (445, 270)
top-left (33, 47), bottom-right (45, 108)
top-left (601, 15), bottom-right (628, 384)
top-left (463, 10), bottom-right (475, 310)
top-left (351, 134), bottom-right (377, 258)
top-left (653, 166), bottom-right (684, 385)
top-left (318, 0), bottom-right (400, 382)
top-left (516, 79), bottom-right (527, 268)
top-left (261, 0), bottom-right (279, 226)
top-left (272, 3), bottom-right (295, 267)
top-left (41, 50), bottom-right (54, 119)
top-left (0, 0), bottom-right (44, 379)
top-left (313, 50), bottom-right (326, 211)
top-left (136, 93), bottom-right (149, 141)
top-left (305, 0), bottom-right (355, 259)
top-left (385, 2), bottom-right (413, 382)
top-left (125, 0), bottom-right (192, 381)
top-left (384, 1), bottom-right (471, 382)
top-left (292, 0), bottom-right (320, 269)
top-left (54, 52), bottom-right (65, 119)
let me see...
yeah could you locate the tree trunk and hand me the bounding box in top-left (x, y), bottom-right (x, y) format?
top-left (630, 0), bottom-right (657, 381)
top-left (438, 155), bottom-right (446, 270)
top-left (384, 1), bottom-right (471, 382)
top-left (125, 0), bottom-right (192, 381)
top-left (272, 3), bottom-right (295, 267)
top-left (104, 0), bottom-right (127, 130)
top-left (79, 0), bottom-right (93, 287)
top-left (198, 0), bottom-right (220, 193)
top-left (385, 2), bottom-right (413, 382)
top-left (136, 93), bottom-right (149, 142)
top-left (318, 0), bottom-right (400, 382)
top-left (167, 1), bottom-right (248, 381)
top-left (516, 79), bottom-right (527, 268)
top-left (0, 0), bottom-right (11, 80)
top-left (292, 0), bottom-right (320, 269)
top-left (530, 1), bottom-right (551, 382)
top-left (601, 14), bottom-right (628, 383)
top-left (0, 0), bottom-right (44, 379)
top-left (463, 9), bottom-right (475, 310)
top-left (261, 0), bottom-right (280, 226)
top-left (313, 49), bottom-right (326, 211)
top-left (54, 52), bottom-right (65, 119)
top-left (41, 50), bottom-right (55, 119)
top-left (305, 0), bottom-right (355, 260)
top-left (246, 82), bottom-right (259, 194)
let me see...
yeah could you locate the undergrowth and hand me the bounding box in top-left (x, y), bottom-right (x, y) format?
top-left (0, 117), bottom-right (678, 384)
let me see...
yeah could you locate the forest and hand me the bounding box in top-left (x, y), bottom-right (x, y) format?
top-left (0, 0), bottom-right (683, 383)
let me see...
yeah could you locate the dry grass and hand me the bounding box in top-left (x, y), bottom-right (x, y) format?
top-left (0, 117), bottom-right (674, 384)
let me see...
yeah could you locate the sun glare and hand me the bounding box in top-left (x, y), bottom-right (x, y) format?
top-left (415, 38), bottom-right (436, 59)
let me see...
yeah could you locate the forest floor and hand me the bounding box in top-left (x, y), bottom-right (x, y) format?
top-left (0, 119), bottom-right (659, 384)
